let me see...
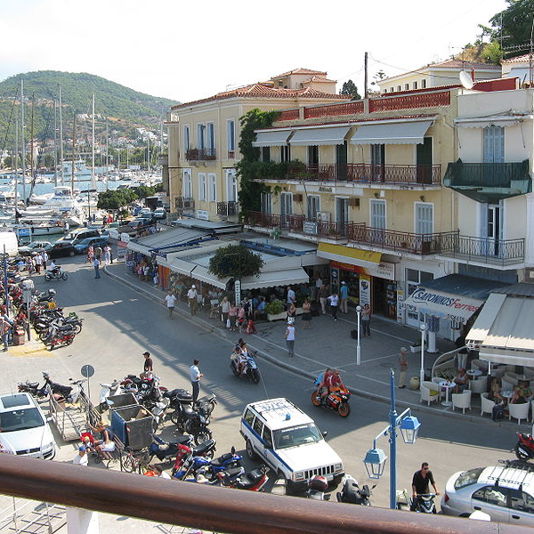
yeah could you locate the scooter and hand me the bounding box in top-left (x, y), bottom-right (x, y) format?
top-left (306, 475), bottom-right (330, 501)
top-left (411, 493), bottom-right (437, 514)
top-left (336, 474), bottom-right (374, 505)
top-left (42, 372), bottom-right (86, 404)
top-left (44, 267), bottom-right (68, 281)
top-left (230, 351), bottom-right (261, 384)
top-left (98, 379), bottom-right (121, 412)
top-left (149, 435), bottom-right (216, 462)
top-left (216, 465), bottom-right (269, 491)
top-left (515, 432), bottom-right (534, 461)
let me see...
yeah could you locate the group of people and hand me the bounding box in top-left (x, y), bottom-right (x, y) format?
top-left (314, 367), bottom-right (346, 402)
top-left (88, 245), bottom-right (113, 280)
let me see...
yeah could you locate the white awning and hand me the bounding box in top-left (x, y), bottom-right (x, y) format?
top-left (290, 126), bottom-right (351, 146)
top-left (240, 268), bottom-right (309, 290)
top-left (189, 266), bottom-right (230, 290)
top-left (455, 117), bottom-right (525, 128)
top-left (350, 120), bottom-right (433, 145)
top-left (127, 228), bottom-right (208, 256)
top-left (252, 130), bottom-right (292, 147)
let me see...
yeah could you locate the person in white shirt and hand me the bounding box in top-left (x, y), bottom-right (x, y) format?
top-left (187, 285), bottom-right (198, 316)
top-left (73, 445), bottom-right (88, 466)
top-left (164, 291), bottom-right (177, 318)
top-left (153, 464), bottom-right (171, 479)
top-left (93, 257), bottom-right (101, 279)
top-left (286, 286), bottom-right (296, 307)
top-left (190, 359), bottom-right (203, 402)
top-left (34, 253), bottom-right (43, 274)
top-left (285, 318), bottom-right (296, 358)
top-left (40, 251), bottom-right (49, 269)
top-left (327, 292), bottom-right (339, 320)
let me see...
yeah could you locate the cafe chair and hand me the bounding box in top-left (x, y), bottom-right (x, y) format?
top-left (431, 377), bottom-right (445, 400)
top-left (451, 390), bottom-right (471, 414)
top-left (420, 381), bottom-right (440, 406)
top-left (509, 402), bottom-right (530, 425)
top-left (480, 393), bottom-right (495, 417)
top-left (469, 376), bottom-right (488, 396)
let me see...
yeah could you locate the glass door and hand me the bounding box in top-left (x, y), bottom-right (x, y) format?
top-left (336, 198), bottom-right (348, 235)
top-left (487, 204), bottom-right (501, 256)
top-left (280, 192), bottom-right (293, 228)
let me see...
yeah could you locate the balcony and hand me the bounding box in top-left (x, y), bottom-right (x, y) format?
top-left (266, 162), bottom-right (441, 185)
top-left (175, 196), bottom-right (195, 211)
top-left (217, 201), bottom-right (239, 217)
top-left (246, 211), bottom-right (453, 254)
top-left (185, 148), bottom-right (216, 161)
top-left (443, 159), bottom-right (531, 202)
top-left (437, 233), bottom-right (525, 266)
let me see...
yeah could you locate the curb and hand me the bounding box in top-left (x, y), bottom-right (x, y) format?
top-left (103, 265), bottom-right (525, 429)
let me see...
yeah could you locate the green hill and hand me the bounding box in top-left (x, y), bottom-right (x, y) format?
top-left (0, 70), bottom-right (179, 149)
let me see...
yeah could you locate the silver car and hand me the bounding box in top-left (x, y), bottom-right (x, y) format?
top-left (441, 464), bottom-right (534, 526)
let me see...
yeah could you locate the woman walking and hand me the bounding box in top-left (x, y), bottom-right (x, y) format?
top-left (301, 298), bottom-right (312, 329)
top-left (361, 303), bottom-right (371, 336)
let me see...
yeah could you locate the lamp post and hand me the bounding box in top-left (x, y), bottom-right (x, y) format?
top-left (356, 305), bottom-right (361, 366)
top-left (363, 369), bottom-right (420, 509)
top-left (420, 323), bottom-right (427, 387)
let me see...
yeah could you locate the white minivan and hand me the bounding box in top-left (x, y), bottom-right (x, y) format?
top-left (0, 393), bottom-right (56, 459)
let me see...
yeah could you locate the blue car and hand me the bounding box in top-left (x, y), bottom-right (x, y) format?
top-left (73, 236), bottom-right (110, 254)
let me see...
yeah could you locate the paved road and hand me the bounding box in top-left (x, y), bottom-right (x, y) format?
top-left (5, 257), bottom-right (519, 511)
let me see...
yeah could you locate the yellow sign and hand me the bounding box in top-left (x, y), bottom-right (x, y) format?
top-left (317, 243), bottom-right (381, 264)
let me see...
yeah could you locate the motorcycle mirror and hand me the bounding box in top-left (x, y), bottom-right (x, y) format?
top-left (322, 431), bottom-right (328, 438)
top-left (230, 446), bottom-right (236, 454)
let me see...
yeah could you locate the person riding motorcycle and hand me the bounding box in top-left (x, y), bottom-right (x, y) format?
top-left (235, 339), bottom-right (249, 376)
top-left (314, 368), bottom-right (333, 403)
top-left (46, 261), bottom-right (61, 276)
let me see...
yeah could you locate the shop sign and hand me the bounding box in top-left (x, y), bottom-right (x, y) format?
top-left (234, 280), bottom-right (242, 306)
top-left (359, 275), bottom-right (371, 307)
top-left (196, 210), bottom-right (209, 220)
top-left (303, 221), bottom-right (318, 235)
top-left (331, 260), bottom-right (395, 281)
top-left (396, 289), bottom-right (404, 323)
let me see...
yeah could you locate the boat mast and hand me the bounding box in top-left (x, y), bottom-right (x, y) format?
top-left (147, 135), bottom-right (150, 173)
top-left (53, 99), bottom-right (58, 187)
top-left (72, 112), bottom-right (76, 195)
top-left (91, 93), bottom-right (95, 189)
top-left (20, 79), bottom-right (26, 203)
top-left (28, 94), bottom-right (35, 200)
top-left (14, 116), bottom-right (18, 209)
top-left (58, 85), bottom-right (64, 185)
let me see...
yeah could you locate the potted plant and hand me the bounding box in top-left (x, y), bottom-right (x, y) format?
top-left (266, 299), bottom-right (286, 321)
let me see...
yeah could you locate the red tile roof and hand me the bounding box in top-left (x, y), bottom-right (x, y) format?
top-left (272, 68), bottom-right (327, 78)
top-left (303, 75), bottom-right (337, 83)
top-left (501, 53), bottom-right (532, 64)
top-left (172, 83), bottom-right (345, 110)
top-left (430, 59), bottom-right (501, 69)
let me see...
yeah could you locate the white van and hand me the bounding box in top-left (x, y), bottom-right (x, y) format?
top-left (0, 230), bottom-right (18, 257)
top-left (240, 398), bottom-right (344, 492)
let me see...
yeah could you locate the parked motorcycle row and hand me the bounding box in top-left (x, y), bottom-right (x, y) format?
top-left (18, 371), bottom-right (87, 403)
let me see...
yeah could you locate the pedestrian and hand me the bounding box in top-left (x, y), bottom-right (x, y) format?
top-left (314, 276), bottom-right (323, 301)
top-left (165, 290), bottom-right (177, 318)
top-left (361, 303), bottom-right (371, 336)
top-left (143, 351), bottom-right (153, 374)
top-left (319, 283), bottom-right (328, 315)
top-left (301, 297), bottom-right (312, 329)
top-left (103, 245), bottom-right (111, 266)
top-left (411, 462), bottom-right (439, 510)
top-left (0, 314), bottom-right (12, 351)
top-left (87, 245), bottom-right (94, 263)
top-left (152, 464), bottom-right (171, 479)
top-left (221, 296), bottom-right (230, 326)
top-left (93, 257), bottom-right (101, 279)
top-left (64, 221), bottom-right (70, 233)
top-left (286, 285), bottom-right (296, 308)
top-left (340, 281), bottom-right (349, 314)
top-left (73, 445), bottom-right (88, 466)
top-left (26, 255), bottom-right (35, 276)
top-left (40, 250), bottom-right (48, 270)
top-left (285, 318), bottom-right (296, 357)
top-left (398, 347), bottom-right (409, 389)
top-left (286, 302), bottom-right (297, 321)
top-left (34, 252), bottom-right (43, 274)
top-left (327, 292), bottom-right (339, 320)
top-left (187, 285), bottom-right (198, 316)
top-left (190, 359), bottom-right (203, 403)
top-left (94, 246), bottom-right (102, 260)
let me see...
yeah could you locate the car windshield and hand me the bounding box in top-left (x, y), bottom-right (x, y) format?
top-left (273, 423), bottom-right (323, 450)
top-left (0, 408), bottom-right (44, 432)
top-left (454, 467), bottom-right (484, 489)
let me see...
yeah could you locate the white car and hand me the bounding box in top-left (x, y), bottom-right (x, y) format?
top-left (442, 463), bottom-right (534, 526)
top-left (0, 393), bottom-right (56, 459)
top-left (240, 398), bottom-right (344, 492)
top-left (153, 207), bottom-right (166, 220)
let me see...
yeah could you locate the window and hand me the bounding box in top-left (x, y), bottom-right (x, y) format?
top-left (397, 86), bottom-right (401, 92)
top-left (261, 147), bottom-right (271, 162)
top-left (390, 87), bottom-right (394, 93)
top-left (261, 192), bottom-right (272, 214)
top-left (226, 169), bottom-right (237, 202)
top-left (370, 199), bottom-right (386, 229)
top-left (406, 268), bottom-right (434, 297)
top-left (308, 146), bottom-right (319, 167)
top-left (227, 120), bottom-right (235, 153)
top-left (198, 173), bottom-right (207, 201)
top-left (405, 84), bottom-right (409, 90)
top-left (383, 89), bottom-right (388, 93)
top-left (509, 489), bottom-right (534, 513)
top-left (483, 125), bottom-right (504, 163)
top-left (243, 409), bottom-right (255, 426)
top-left (207, 123), bottom-right (215, 154)
top-left (197, 124), bottom-right (206, 150)
top-left (422, 79), bottom-right (427, 88)
top-left (371, 144), bottom-right (385, 180)
top-left (183, 126), bottom-right (190, 153)
top-left (415, 202), bottom-right (433, 235)
top-left (262, 428), bottom-right (273, 449)
top-left (208, 173), bottom-right (216, 202)
top-left (182, 169), bottom-right (192, 198)
top-left (307, 195), bottom-right (320, 220)
top-left (252, 417), bottom-right (264, 436)
top-left (413, 81), bottom-right (418, 89)
top-left (472, 486), bottom-right (508, 507)
top-left (280, 145), bottom-right (291, 162)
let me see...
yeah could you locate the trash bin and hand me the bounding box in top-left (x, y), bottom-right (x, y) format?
top-left (110, 405), bottom-right (153, 450)
top-left (409, 376), bottom-right (420, 390)
top-left (107, 393), bottom-right (138, 410)
top-left (13, 328), bottom-right (25, 345)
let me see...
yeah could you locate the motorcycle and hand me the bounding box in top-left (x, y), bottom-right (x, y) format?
top-left (230, 350), bottom-right (260, 384)
top-left (411, 493), bottom-right (437, 514)
top-left (42, 372), bottom-right (86, 404)
top-left (174, 446), bottom-right (242, 480)
top-left (42, 323), bottom-right (77, 349)
top-left (149, 434), bottom-right (216, 462)
top-left (98, 379), bottom-right (121, 412)
top-left (515, 432), bottom-right (534, 461)
top-left (44, 267), bottom-right (68, 281)
top-left (216, 465), bottom-right (269, 491)
top-left (336, 474), bottom-right (374, 505)
top-left (170, 398), bottom-right (213, 444)
top-left (311, 385), bottom-right (351, 417)
top-left (306, 475), bottom-right (330, 501)
top-left (18, 379), bottom-right (48, 399)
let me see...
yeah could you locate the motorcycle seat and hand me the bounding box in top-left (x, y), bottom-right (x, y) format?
top-left (174, 435), bottom-right (193, 446)
top-left (222, 466), bottom-right (244, 478)
top-left (235, 469), bottom-right (264, 489)
top-left (193, 439), bottom-right (215, 455)
top-left (58, 325), bottom-right (74, 332)
top-left (182, 405), bottom-right (195, 416)
top-left (26, 381), bottom-right (39, 389)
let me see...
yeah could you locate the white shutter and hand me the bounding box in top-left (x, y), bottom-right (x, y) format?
top-left (182, 169), bottom-right (192, 198)
top-left (198, 173), bottom-right (207, 201)
top-left (370, 200), bottom-right (386, 229)
top-left (226, 170), bottom-right (237, 201)
top-left (208, 174), bottom-right (217, 202)
top-left (415, 203), bottom-right (433, 234)
top-left (227, 120), bottom-right (235, 152)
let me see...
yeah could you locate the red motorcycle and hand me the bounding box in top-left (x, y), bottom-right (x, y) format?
top-left (311, 386), bottom-right (351, 417)
top-left (45, 324), bottom-right (76, 349)
top-left (515, 433), bottom-right (534, 461)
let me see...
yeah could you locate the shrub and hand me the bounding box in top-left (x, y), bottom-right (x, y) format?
top-left (265, 299), bottom-right (284, 315)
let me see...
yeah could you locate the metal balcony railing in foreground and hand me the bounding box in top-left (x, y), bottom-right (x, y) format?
top-left (0, 455), bottom-right (525, 534)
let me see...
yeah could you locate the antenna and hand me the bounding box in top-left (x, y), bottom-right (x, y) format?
top-left (459, 70), bottom-right (474, 90)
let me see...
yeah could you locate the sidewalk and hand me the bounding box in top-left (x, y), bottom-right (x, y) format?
top-left (104, 261), bottom-right (528, 428)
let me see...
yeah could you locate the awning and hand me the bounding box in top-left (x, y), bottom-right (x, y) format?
top-left (189, 266), bottom-right (230, 290)
top-left (240, 268), bottom-right (309, 290)
top-left (252, 129), bottom-right (292, 147)
top-left (317, 242), bottom-right (381, 265)
top-left (455, 117), bottom-right (524, 128)
top-left (350, 120), bottom-right (433, 145)
top-left (403, 274), bottom-right (509, 322)
top-left (467, 284), bottom-right (534, 366)
top-left (290, 126), bottom-right (351, 146)
top-left (127, 228), bottom-right (210, 256)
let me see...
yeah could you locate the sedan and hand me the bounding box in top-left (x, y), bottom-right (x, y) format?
top-left (153, 208), bottom-right (167, 220)
top-left (73, 236), bottom-right (110, 254)
top-left (18, 241), bottom-right (53, 256)
top-left (48, 241), bottom-right (76, 258)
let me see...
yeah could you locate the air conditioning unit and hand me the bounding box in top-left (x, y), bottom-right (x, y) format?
top-left (317, 211), bottom-right (331, 223)
top-left (349, 198), bottom-right (360, 208)
top-left (293, 194), bottom-right (304, 202)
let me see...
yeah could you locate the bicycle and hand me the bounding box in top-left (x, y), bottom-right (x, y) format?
top-left (121, 448), bottom-right (151, 473)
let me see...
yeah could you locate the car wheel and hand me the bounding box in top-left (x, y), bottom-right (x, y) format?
top-left (246, 438), bottom-right (258, 461)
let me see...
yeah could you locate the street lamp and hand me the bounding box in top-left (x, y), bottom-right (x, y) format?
top-left (420, 323), bottom-right (427, 387)
top-left (363, 369), bottom-right (421, 509)
top-left (356, 305), bottom-right (361, 365)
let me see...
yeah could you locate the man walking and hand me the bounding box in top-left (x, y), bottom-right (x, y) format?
top-left (40, 250), bottom-right (49, 270)
top-left (93, 257), bottom-right (101, 279)
top-left (319, 284), bottom-right (328, 315)
top-left (165, 290), bottom-right (177, 318)
top-left (327, 291), bottom-right (339, 320)
top-left (411, 462), bottom-right (439, 510)
top-left (286, 286), bottom-right (296, 308)
top-left (285, 319), bottom-right (296, 358)
top-left (34, 252), bottom-right (43, 274)
top-left (340, 281), bottom-right (349, 314)
top-left (187, 285), bottom-right (198, 316)
top-left (361, 303), bottom-right (371, 336)
top-left (143, 351), bottom-right (153, 374)
top-left (190, 359), bottom-right (203, 402)
top-left (398, 347), bottom-right (409, 389)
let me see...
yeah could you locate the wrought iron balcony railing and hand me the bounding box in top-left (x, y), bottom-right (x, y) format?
top-left (185, 148), bottom-right (217, 161)
top-left (444, 160), bottom-right (529, 188)
top-left (175, 196), bottom-right (195, 210)
top-left (217, 201), bottom-right (238, 216)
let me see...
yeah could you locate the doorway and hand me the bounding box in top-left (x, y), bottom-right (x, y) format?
top-left (416, 137), bottom-right (432, 184)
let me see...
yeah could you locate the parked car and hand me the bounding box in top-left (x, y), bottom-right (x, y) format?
top-left (138, 207), bottom-right (152, 217)
top-left (18, 241), bottom-right (53, 256)
top-left (0, 393), bottom-right (56, 459)
top-left (55, 228), bottom-right (103, 247)
top-left (73, 236), bottom-right (110, 255)
top-left (240, 398), bottom-right (344, 493)
top-left (48, 241), bottom-right (76, 258)
top-left (153, 207), bottom-right (166, 220)
top-left (441, 463), bottom-right (534, 525)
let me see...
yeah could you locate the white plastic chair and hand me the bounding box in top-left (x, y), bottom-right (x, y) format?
top-left (451, 390), bottom-right (471, 414)
top-left (431, 377), bottom-right (445, 400)
top-left (480, 393), bottom-right (495, 417)
top-left (509, 402), bottom-right (530, 424)
top-left (420, 381), bottom-right (439, 406)
top-left (502, 379), bottom-right (514, 392)
top-left (469, 376), bottom-right (488, 396)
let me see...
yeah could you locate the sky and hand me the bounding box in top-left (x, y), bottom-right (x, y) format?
top-left (0, 0), bottom-right (508, 104)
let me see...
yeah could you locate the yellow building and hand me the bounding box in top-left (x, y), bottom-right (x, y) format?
top-left (166, 68), bottom-right (345, 222)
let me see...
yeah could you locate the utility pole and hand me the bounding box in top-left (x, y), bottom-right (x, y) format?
top-left (147, 136), bottom-right (151, 172)
top-left (53, 99), bottom-right (58, 186)
top-left (72, 113), bottom-right (76, 195)
top-left (29, 94), bottom-right (34, 199)
top-left (364, 51), bottom-right (369, 99)
top-left (58, 85), bottom-right (64, 184)
top-left (105, 119), bottom-right (109, 171)
top-left (14, 117), bottom-right (18, 208)
top-left (529, 15), bottom-right (534, 86)
top-left (20, 79), bottom-right (26, 203)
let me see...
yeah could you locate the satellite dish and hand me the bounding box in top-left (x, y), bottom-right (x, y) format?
top-left (460, 70), bottom-right (474, 90)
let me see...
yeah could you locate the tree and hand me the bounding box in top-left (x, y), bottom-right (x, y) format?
top-left (208, 244), bottom-right (264, 280)
top-left (489, 0), bottom-right (534, 51)
top-left (339, 80), bottom-right (361, 99)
